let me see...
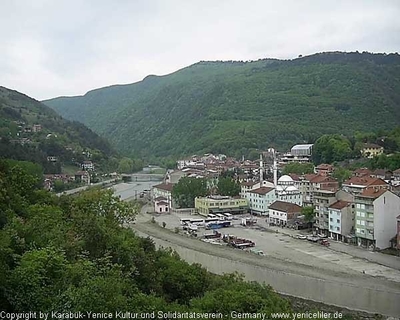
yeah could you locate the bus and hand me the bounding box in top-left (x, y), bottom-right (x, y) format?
top-left (207, 214), bottom-right (217, 219)
top-left (223, 213), bottom-right (233, 220)
top-left (180, 218), bottom-right (191, 225)
top-left (190, 219), bottom-right (205, 226)
top-left (216, 214), bottom-right (226, 220)
top-left (204, 217), bottom-right (219, 224)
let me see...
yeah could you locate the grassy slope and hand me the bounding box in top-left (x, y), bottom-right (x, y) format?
top-left (43, 52), bottom-right (400, 158)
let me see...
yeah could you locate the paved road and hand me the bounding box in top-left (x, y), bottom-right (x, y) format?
top-left (130, 211), bottom-right (400, 317)
top-left (111, 181), bottom-right (160, 201)
top-left (56, 178), bottom-right (117, 196)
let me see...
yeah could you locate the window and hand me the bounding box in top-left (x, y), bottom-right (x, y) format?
top-left (356, 228), bottom-right (360, 233)
top-left (356, 204), bottom-right (360, 209)
top-left (360, 212), bottom-right (365, 218)
top-left (337, 219), bottom-right (340, 223)
top-left (360, 220), bottom-right (365, 226)
top-left (356, 219), bottom-right (361, 225)
top-left (330, 218), bottom-right (333, 221)
top-left (360, 229), bottom-right (365, 234)
top-left (361, 204), bottom-right (365, 210)
top-left (356, 211), bottom-right (360, 217)
top-left (336, 227), bottom-right (339, 231)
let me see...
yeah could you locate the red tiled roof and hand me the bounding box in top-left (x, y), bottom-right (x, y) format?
top-left (249, 187), bottom-right (274, 195)
top-left (344, 176), bottom-right (387, 187)
top-left (329, 200), bottom-right (351, 210)
top-left (359, 188), bottom-right (387, 199)
top-left (268, 201), bottom-right (302, 213)
top-left (310, 175), bottom-right (336, 183)
top-left (153, 183), bottom-right (174, 192)
top-left (353, 168), bottom-right (372, 177)
top-left (304, 174), bottom-right (318, 181)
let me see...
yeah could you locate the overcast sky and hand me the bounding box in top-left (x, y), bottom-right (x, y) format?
top-left (1, 0), bottom-right (399, 100)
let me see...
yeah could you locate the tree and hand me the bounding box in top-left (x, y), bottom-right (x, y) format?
top-left (301, 206), bottom-right (315, 224)
top-left (172, 177), bottom-right (209, 208)
top-left (217, 177), bottom-right (240, 196)
top-left (331, 167), bottom-right (352, 186)
top-left (282, 163), bottom-right (314, 175)
top-left (118, 157), bottom-right (134, 173)
top-left (312, 134), bottom-right (353, 164)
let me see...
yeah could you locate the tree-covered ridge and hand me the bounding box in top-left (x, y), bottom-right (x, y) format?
top-left (44, 52), bottom-right (400, 160)
top-left (0, 86), bottom-right (116, 173)
top-left (0, 160), bottom-right (296, 314)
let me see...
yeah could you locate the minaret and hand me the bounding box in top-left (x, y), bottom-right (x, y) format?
top-left (273, 150), bottom-right (278, 187)
top-left (259, 154), bottom-right (263, 186)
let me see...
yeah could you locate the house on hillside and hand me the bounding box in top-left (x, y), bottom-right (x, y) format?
top-left (81, 160), bottom-right (94, 171)
top-left (32, 124), bottom-right (42, 132)
top-left (75, 171), bottom-right (90, 184)
top-left (361, 143), bottom-right (384, 159)
top-left (315, 164), bottom-right (334, 176)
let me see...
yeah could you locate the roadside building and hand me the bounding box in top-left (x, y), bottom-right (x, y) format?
top-left (354, 189), bottom-right (400, 250)
top-left (370, 169), bottom-right (392, 181)
top-left (195, 195), bottom-right (248, 216)
top-left (397, 215), bottom-right (400, 250)
top-left (75, 171), bottom-right (90, 184)
top-left (328, 200), bottom-right (354, 242)
top-left (361, 143), bottom-right (384, 159)
top-left (152, 183), bottom-right (174, 208)
top-left (353, 168), bottom-right (373, 178)
top-left (154, 196), bottom-right (169, 213)
top-left (291, 144), bottom-right (313, 157)
top-left (246, 187), bottom-right (275, 216)
top-left (268, 201), bottom-right (302, 226)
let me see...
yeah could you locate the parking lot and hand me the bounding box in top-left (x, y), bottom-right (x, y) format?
top-left (149, 210), bottom-right (400, 283)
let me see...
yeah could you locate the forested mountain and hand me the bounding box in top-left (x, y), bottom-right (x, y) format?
top-left (44, 52), bottom-right (400, 159)
top-left (0, 86), bottom-right (116, 173)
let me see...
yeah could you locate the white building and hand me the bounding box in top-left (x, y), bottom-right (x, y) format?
top-left (275, 175), bottom-right (302, 206)
top-left (328, 200), bottom-right (354, 242)
top-left (269, 201), bottom-right (302, 226)
top-left (246, 187), bottom-right (276, 216)
top-left (152, 183), bottom-right (174, 208)
top-left (355, 189), bottom-right (400, 249)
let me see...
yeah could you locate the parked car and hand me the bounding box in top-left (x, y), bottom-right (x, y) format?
top-left (296, 234), bottom-right (307, 240)
top-left (307, 235), bottom-right (320, 242)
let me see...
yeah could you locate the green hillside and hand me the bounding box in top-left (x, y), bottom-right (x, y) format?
top-left (44, 52), bottom-right (400, 159)
top-left (0, 86), bottom-right (116, 173)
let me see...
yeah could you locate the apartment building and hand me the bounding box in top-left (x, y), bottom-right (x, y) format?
top-left (328, 200), bottom-right (354, 242)
top-left (354, 189), bottom-right (400, 249)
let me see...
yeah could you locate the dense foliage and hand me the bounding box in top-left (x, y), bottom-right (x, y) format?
top-left (217, 177), bottom-right (241, 196)
top-left (172, 177), bottom-right (209, 208)
top-left (44, 52), bottom-right (400, 160)
top-left (282, 163), bottom-right (314, 175)
top-left (0, 86), bottom-right (117, 173)
top-left (0, 160), bottom-right (294, 314)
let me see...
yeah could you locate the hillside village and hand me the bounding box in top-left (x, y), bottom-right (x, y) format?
top-left (152, 143), bottom-right (400, 251)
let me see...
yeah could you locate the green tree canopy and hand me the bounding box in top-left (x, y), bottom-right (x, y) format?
top-left (282, 163), bottom-right (314, 175)
top-left (217, 177), bottom-right (240, 196)
top-left (312, 134), bottom-right (353, 164)
top-left (172, 177), bottom-right (209, 208)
